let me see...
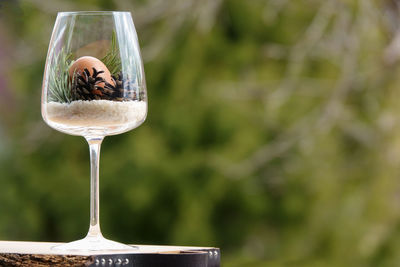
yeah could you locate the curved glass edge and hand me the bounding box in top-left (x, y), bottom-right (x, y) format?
top-left (58, 11), bottom-right (131, 16)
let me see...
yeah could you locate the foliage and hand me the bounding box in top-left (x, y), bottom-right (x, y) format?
top-left (47, 48), bottom-right (74, 103)
top-left (101, 31), bottom-right (121, 76)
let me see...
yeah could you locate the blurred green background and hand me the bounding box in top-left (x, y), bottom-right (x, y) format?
top-left (1, 0), bottom-right (400, 266)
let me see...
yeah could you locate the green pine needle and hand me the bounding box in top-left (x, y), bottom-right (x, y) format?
top-left (101, 31), bottom-right (121, 76)
top-left (48, 48), bottom-right (74, 103)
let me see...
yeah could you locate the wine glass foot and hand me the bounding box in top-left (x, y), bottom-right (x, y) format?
top-left (52, 235), bottom-right (137, 252)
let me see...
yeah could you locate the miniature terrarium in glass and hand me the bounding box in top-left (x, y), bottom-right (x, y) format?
top-left (41, 11), bottom-right (147, 251)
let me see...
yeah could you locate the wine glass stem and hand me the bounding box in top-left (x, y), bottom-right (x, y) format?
top-left (86, 137), bottom-right (104, 239)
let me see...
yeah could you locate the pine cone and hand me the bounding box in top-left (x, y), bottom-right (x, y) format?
top-left (72, 68), bottom-right (109, 100)
top-left (105, 72), bottom-right (145, 101)
top-left (72, 68), bottom-right (145, 101)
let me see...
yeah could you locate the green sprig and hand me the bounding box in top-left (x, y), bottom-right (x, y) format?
top-left (48, 48), bottom-right (74, 103)
top-left (101, 31), bottom-right (121, 76)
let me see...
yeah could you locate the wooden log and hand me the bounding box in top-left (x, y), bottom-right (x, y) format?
top-left (0, 241), bottom-right (220, 267)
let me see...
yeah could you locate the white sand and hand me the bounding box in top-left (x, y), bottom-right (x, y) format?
top-left (46, 100), bottom-right (147, 127)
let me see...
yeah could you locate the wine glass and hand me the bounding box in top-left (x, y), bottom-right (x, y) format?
top-left (41, 11), bottom-right (147, 251)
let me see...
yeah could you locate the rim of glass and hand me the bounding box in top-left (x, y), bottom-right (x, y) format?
top-left (58, 11), bottom-right (131, 16)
